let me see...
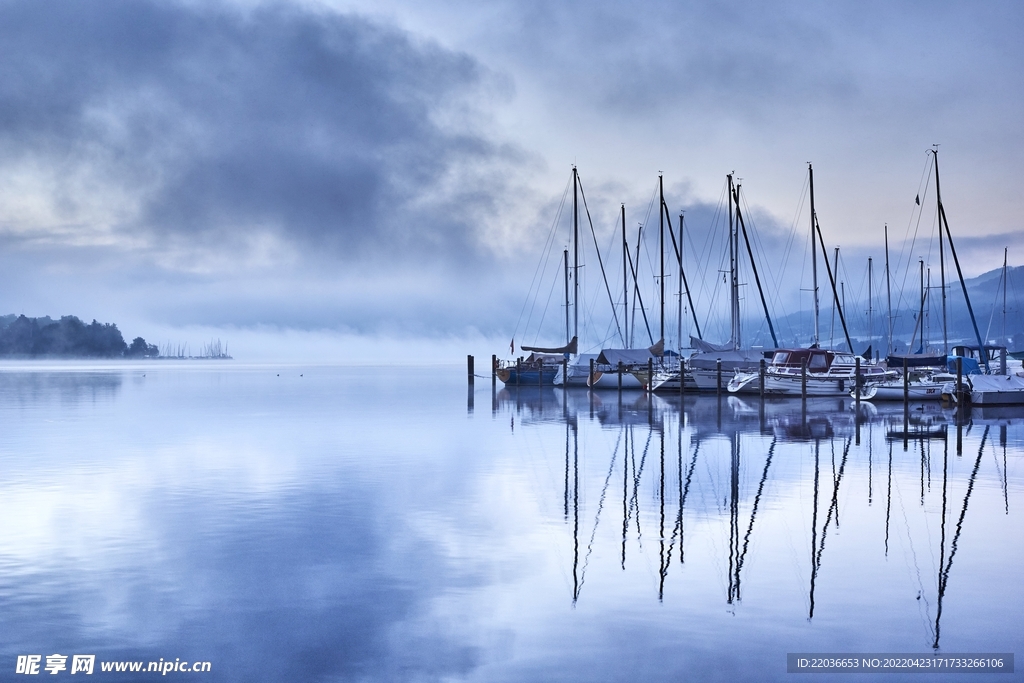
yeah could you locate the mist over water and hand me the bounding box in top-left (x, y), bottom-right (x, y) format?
top-left (0, 363), bottom-right (1021, 682)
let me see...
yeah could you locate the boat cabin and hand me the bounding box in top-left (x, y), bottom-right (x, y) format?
top-left (952, 345), bottom-right (1008, 375)
top-left (769, 349), bottom-right (857, 371)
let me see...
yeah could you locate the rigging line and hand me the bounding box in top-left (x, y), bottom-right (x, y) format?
top-left (533, 256), bottom-right (566, 344)
top-left (664, 429), bottom-right (684, 568)
top-left (663, 202), bottom-right (702, 340)
top-left (577, 430), bottom-right (622, 597)
top-left (742, 188), bottom-right (793, 333)
top-left (577, 175), bottom-right (625, 346)
top-left (894, 152), bottom-right (934, 280)
top-left (893, 154), bottom-right (935, 338)
top-left (676, 439), bottom-right (701, 565)
top-left (735, 185), bottom-right (779, 347)
top-left (626, 227), bottom-right (655, 346)
top-left (815, 436), bottom-right (852, 569)
top-left (934, 425), bottom-right (988, 650)
top-left (514, 173), bottom-right (572, 340)
top-left (814, 213), bottom-right (853, 351)
top-left (736, 437), bottom-right (777, 581)
top-left (687, 182), bottom-right (729, 329)
top-left (890, 471), bottom-right (931, 639)
top-left (700, 181), bottom-right (733, 341)
top-left (984, 263), bottom-right (1006, 342)
top-left (630, 426), bottom-right (653, 544)
top-left (637, 181), bottom-right (660, 321)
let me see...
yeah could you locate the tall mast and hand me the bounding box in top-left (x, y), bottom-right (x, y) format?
top-left (809, 164), bottom-right (820, 346)
top-left (932, 149), bottom-right (990, 372)
top-left (572, 166), bottom-right (579, 345)
top-left (1003, 247), bottom-right (1008, 341)
top-left (926, 266), bottom-right (931, 350)
top-left (564, 249), bottom-right (570, 347)
top-left (830, 247), bottom-right (839, 349)
top-left (622, 204), bottom-right (629, 346)
top-left (728, 173), bottom-right (740, 349)
top-left (935, 152), bottom-right (948, 353)
top-left (665, 210), bottom-right (702, 341)
top-left (677, 213), bottom-right (683, 351)
top-left (916, 259), bottom-right (925, 353)
top-left (632, 224), bottom-right (654, 346)
top-left (659, 175), bottom-right (666, 346)
top-left (868, 257), bottom-right (873, 357)
top-left (885, 225), bottom-right (893, 355)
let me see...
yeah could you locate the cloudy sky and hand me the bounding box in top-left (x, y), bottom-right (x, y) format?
top-left (0, 0), bottom-right (1020, 358)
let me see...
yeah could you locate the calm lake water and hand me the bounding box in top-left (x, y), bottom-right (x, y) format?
top-left (1, 363), bottom-right (1021, 682)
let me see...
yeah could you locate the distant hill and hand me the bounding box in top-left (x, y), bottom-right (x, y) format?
top-left (0, 314), bottom-right (158, 358)
top-left (722, 265), bottom-right (1024, 353)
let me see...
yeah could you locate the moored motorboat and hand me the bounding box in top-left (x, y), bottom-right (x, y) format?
top-left (967, 374), bottom-right (1024, 406)
top-left (729, 348), bottom-right (895, 397)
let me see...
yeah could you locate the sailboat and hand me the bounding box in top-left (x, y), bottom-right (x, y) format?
top-left (864, 149), bottom-right (995, 400)
top-left (651, 174), bottom-right (778, 392)
top-left (729, 165), bottom-right (891, 396)
top-left (555, 200), bottom-right (657, 389)
top-left (499, 166), bottom-right (622, 386)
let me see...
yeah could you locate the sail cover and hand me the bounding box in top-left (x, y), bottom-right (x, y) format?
top-left (690, 335), bottom-right (732, 353)
top-left (521, 336), bottom-right (577, 355)
top-left (596, 349), bottom-right (657, 367)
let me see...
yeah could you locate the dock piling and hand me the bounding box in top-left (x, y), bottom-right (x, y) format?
top-left (801, 359), bottom-right (807, 401)
top-left (679, 358), bottom-right (684, 399)
top-left (956, 356), bottom-right (964, 418)
top-left (855, 356), bottom-right (861, 408)
top-left (903, 358), bottom-right (909, 405)
top-left (759, 358), bottom-right (765, 401)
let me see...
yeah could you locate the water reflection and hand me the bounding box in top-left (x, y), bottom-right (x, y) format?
top-left (1, 367), bottom-right (1019, 682)
top-left (0, 370), bottom-right (122, 406)
top-left (493, 386), bottom-right (1018, 650)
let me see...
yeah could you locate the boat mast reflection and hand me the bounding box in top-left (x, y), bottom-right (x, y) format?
top-left (489, 387), bottom-right (1011, 646)
top-left (933, 425), bottom-right (988, 649)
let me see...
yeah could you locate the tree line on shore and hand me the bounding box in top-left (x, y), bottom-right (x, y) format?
top-left (0, 314), bottom-right (158, 358)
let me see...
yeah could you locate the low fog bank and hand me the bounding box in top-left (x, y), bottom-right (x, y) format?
top-left (128, 324), bottom-right (510, 365)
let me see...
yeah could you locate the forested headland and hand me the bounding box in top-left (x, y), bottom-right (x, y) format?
top-left (0, 314), bottom-right (158, 358)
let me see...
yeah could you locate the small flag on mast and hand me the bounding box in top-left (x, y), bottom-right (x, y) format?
top-left (915, 194), bottom-right (920, 205)
top-left (510, 339), bottom-right (514, 354)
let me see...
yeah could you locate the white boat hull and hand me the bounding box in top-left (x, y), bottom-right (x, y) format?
top-left (864, 382), bottom-right (949, 401)
top-left (969, 374), bottom-right (1024, 405)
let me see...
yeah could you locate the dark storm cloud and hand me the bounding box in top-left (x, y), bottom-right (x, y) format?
top-left (0, 0), bottom-right (516, 262)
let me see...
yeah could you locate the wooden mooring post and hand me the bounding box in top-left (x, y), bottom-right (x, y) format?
top-left (855, 356), bottom-right (861, 408)
top-left (467, 355), bottom-right (474, 386)
top-left (759, 358), bottom-right (765, 401)
top-left (716, 359), bottom-right (722, 397)
top-left (801, 359), bottom-right (807, 400)
top-left (956, 356), bottom-right (964, 420)
top-left (902, 357), bottom-right (909, 405)
top-left (679, 358), bottom-right (684, 400)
